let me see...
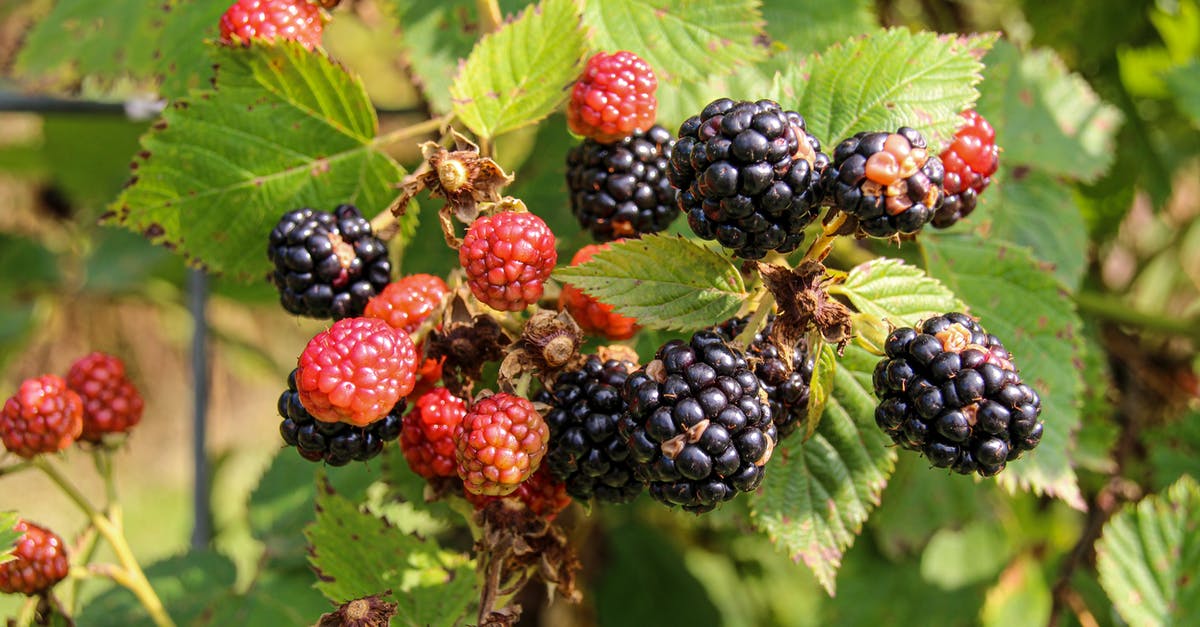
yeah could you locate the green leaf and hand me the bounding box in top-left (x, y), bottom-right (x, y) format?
top-left (305, 479), bottom-right (475, 627)
top-left (551, 234), bottom-right (748, 331)
top-left (969, 168), bottom-right (1089, 289)
top-left (450, 0), bottom-right (587, 140)
top-left (761, 0), bottom-right (876, 56)
top-left (1147, 410), bottom-right (1200, 493)
top-left (751, 344), bottom-right (896, 595)
top-left (831, 258), bottom-right (966, 328)
top-left (385, 1), bottom-right (479, 115)
top-left (654, 61), bottom-right (781, 137)
top-left (110, 41), bottom-right (407, 280)
top-left (1166, 62), bottom-right (1200, 128)
top-left (776, 29), bottom-right (995, 150)
top-left (1096, 475), bottom-right (1200, 627)
top-left (582, 0), bottom-right (766, 84)
top-left (595, 523), bottom-right (721, 627)
top-left (802, 342), bottom-right (837, 441)
top-left (977, 40), bottom-right (1123, 182)
top-left (981, 555), bottom-right (1052, 627)
top-left (0, 511), bottom-right (18, 566)
top-left (921, 232), bottom-right (1084, 510)
top-left (919, 521), bottom-right (1011, 589)
top-left (78, 550), bottom-right (237, 627)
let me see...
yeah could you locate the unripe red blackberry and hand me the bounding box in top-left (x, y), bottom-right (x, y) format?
top-left (65, 352), bottom-right (144, 443)
top-left (933, 110), bottom-right (999, 229)
top-left (1, 375), bottom-right (83, 458)
top-left (620, 331), bottom-right (777, 512)
top-left (455, 393), bottom-right (550, 496)
top-left (714, 315), bottom-right (813, 439)
top-left (219, 0), bottom-right (325, 50)
top-left (268, 204), bottom-right (391, 320)
top-left (668, 98), bottom-right (827, 260)
top-left (400, 387), bottom-right (467, 480)
top-left (822, 127), bottom-right (945, 237)
top-left (535, 355), bottom-right (644, 504)
top-left (568, 51), bottom-right (658, 143)
top-left (278, 369), bottom-right (402, 465)
top-left (873, 313), bottom-right (1043, 477)
top-left (459, 211), bottom-right (557, 312)
top-left (566, 125), bottom-right (677, 241)
top-left (463, 465), bottom-right (572, 521)
top-left (0, 520), bottom-right (69, 596)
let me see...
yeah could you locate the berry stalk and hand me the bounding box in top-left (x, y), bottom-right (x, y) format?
top-left (476, 0), bottom-right (503, 33)
top-left (33, 458), bottom-right (176, 627)
top-left (801, 212), bottom-right (848, 263)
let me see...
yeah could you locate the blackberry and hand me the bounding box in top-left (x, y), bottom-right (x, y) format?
top-left (535, 355), bottom-right (643, 504)
top-left (278, 369), bottom-right (403, 466)
top-left (667, 98), bottom-right (827, 260)
top-left (566, 125), bottom-right (677, 241)
top-left (267, 204), bottom-right (391, 319)
top-left (619, 331), bottom-right (777, 512)
top-left (872, 313), bottom-right (1044, 477)
top-left (714, 315), bottom-right (813, 439)
top-left (822, 128), bottom-right (945, 238)
top-left (934, 110), bottom-right (999, 229)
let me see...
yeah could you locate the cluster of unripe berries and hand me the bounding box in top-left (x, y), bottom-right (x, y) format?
top-left (0, 353), bottom-right (144, 595)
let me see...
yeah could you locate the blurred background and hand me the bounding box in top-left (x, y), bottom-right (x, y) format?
top-left (1, 0), bottom-right (1198, 625)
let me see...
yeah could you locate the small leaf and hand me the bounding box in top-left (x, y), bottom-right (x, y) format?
top-left (305, 478), bottom-right (475, 627)
top-left (384, 1), bottom-right (478, 115)
top-left (0, 511), bottom-right (19, 565)
top-left (919, 521), bottom-right (1011, 589)
top-left (1096, 475), bottom-right (1200, 627)
top-left (551, 234), bottom-right (747, 331)
top-left (921, 231), bottom-right (1085, 509)
top-left (977, 40), bottom-right (1123, 182)
top-left (582, 0), bottom-right (766, 83)
top-left (803, 342), bottom-right (837, 441)
top-left (751, 344), bottom-right (896, 595)
top-left (777, 29), bottom-right (996, 150)
top-left (450, 0), bottom-right (588, 139)
top-left (830, 258), bottom-right (966, 328)
top-left (981, 555), bottom-right (1053, 627)
top-left (110, 41), bottom-right (408, 280)
top-left (761, 0), bottom-right (876, 56)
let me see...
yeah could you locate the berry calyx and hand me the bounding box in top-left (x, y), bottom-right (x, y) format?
top-left (934, 110), bottom-right (999, 229)
top-left (459, 211), bottom-right (557, 312)
top-left (0, 520), bottom-right (69, 596)
top-left (559, 244), bottom-right (639, 341)
top-left (1, 375), bottom-right (83, 458)
top-left (279, 369), bottom-right (403, 465)
top-left (268, 204), bottom-right (392, 320)
top-left (567, 51), bottom-right (658, 143)
top-left (463, 465), bottom-right (572, 521)
top-left (296, 317), bottom-right (418, 425)
top-left (873, 312), bottom-right (1044, 477)
top-left (455, 393), bottom-right (549, 496)
top-left (822, 127), bottom-right (945, 238)
top-left (668, 98), bottom-right (828, 260)
top-left (400, 387), bottom-right (468, 480)
top-left (65, 352), bottom-right (145, 443)
top-left (219, 0), bottom-right (325, 50)
top-left (620, 331), bottom-right (777, 513)
top-left (566, 125), bottom-right (677, 241)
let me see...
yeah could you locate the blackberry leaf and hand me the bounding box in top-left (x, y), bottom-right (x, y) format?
top-left (830, 259), bottom-right (966, 328)
top-left (0, 512), bottom-right (18, 566)
top-left (762, 0), bottom-right (877, 56)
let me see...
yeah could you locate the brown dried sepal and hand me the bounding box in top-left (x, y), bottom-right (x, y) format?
top-left (426, 292), bottom-right (512, 397)
top-left (755, 260), bottom-right (853, 359)
top-left (473, 500), bottom-right (581, 625)
top-left (317, 593), bottom-right (398, 627)
top-left (499, 310), bottom-right (586, 391)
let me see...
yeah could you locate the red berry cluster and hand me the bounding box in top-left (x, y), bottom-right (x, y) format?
top-left (219, 0), bottom-right (325, 50)
top-left (400, 387), bottom-right (467, 479)
top-left (364, 274), bottom-right (450, 397)
top-left (66, 352), bottom-right (145, 443)
top-left (459, 211), bottom-right (557, 312)
top-left (568, 51), bottom-right (659, 143)
top-left (0, 520), bottom-right (70, 596)
top-left (455, 393), bottom-right (550, 496)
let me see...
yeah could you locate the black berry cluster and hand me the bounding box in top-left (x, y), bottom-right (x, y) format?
top-left (668, 98), bottom-right (827, 260)
top-left (566, 125), bottom-right (677, 241)
top-left (267, 204), bottom-right (391, 319)
top-left (714, 315), bottom-right (813, 439)
top-left (620, 331), bottom-right (777, 512)
top-left (872, 313), bottom-right (1044, 477)
top-left (278, 369), bottom-right (403, 466)
top-left (536, 356), bottom-right (644, 504)
top-left (822, 128), bottom-right (945, 237)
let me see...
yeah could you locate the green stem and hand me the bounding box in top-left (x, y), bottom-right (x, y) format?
top-left (370, 115), bottom-right (451, 150)
top-left (477, 0), bottom-right (503, 33)
top-left (66, 525), bottom-right (99, 614)
top-left (1073, 291), bottom-right (1200, 342)
top-left (735, 291), bottom-right (775, 348)
top-left (34, 459), bottom-right (176, 627)
top-left (0, 460), bottom-right (32, 477)
top-left (801, 212), bottom-right (848, 263)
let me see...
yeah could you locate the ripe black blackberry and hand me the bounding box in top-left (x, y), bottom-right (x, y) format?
top-left (667, 98), bottom-right (827, 260)
top-left (714, 315), bottom-right (813, 439)
top-left (268, 204), bottom-right (391, 319)
top-left (619, 330), bottom-right (777, 512)
top-left (566, 125), bottom-right (677, 241)
top-left (872, 313), bottom-right (1044, 477)
top-left (535, 355), bottom-right (643, 503)
top-left (278, 369), bottom-right (403, 466)
top-left (822, 128), bottom-right (945, 238)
